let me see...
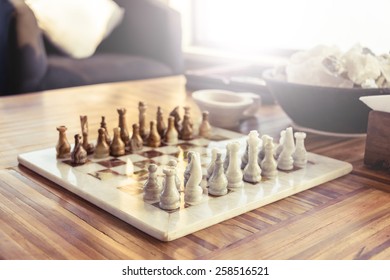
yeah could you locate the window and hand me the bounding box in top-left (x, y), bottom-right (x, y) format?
top-left (171, 0), bottom-right (390, 56)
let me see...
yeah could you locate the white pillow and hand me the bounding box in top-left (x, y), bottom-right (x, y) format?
top-left (25, 0), bottom-right (124, 58)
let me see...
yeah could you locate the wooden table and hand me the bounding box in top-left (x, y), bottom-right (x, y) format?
top-left (0, 76), bottom-right (389, 259)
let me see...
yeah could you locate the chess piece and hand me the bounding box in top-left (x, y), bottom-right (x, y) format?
top-left (117, 108), bottom-right (130, 147)
top-left (156, 106), bottom-right (167, 138)
top-left (184, 151), bottom-right (194, 187)
top-left (80, 115), bottom-right (95, 155)
top-left (243, 130), bottom-right (262, 183)
top-left (110, 127), bottom-right (125, 157)
top-left (261, 136), bottom-right (278, 178)
top-left (208, 153), bottom-right (228, 196)
top-left (183, 106), bottom-right (194, 128)
top-left (147, 120), bottom-right (161, 148)
top-left (56, 126), bottom-right (71, 158)
top-left (223, 144), bottom-right (230, 172)
top-left (241, 140), bottom-right (249, 169)
top-left (293, 132), bottom-right (308, 168)
top-left (94, 128), bottom-right (110, 158)
top-left (184, 152), bottom-right (203, 205)
top-left (226, 141), bottom-right (244, 189)
top-left (130, 123), bottom-right (143, 152)
top-left (163, 116), bottom-right (178, 145)
top-left (180, 114), bottom-right (193, 140)
top-left (159, 167), bottom-right (181, 210)
top-left (207, 148), bottom-right (218, 179)
top-left (199, 111), bottom-right (212, 138)
top-left (100, 116), bottom-right (111, 145)
top-left (258, 135), bottom-right (267, 163)
top-left (168, 159), bottom-right (181, 191)
top-left (274, 129), bottom-right (286, 159)
top-left (277, 127), bottom-right (295, 171)
top-left (138, 101), bottom-right (149, 141)
top-left (143, 164), bottom-right (162, 203)
top-left (169, 106), bottom-right (181, 134)
top-left (71, 134), bottom-right (88, 164)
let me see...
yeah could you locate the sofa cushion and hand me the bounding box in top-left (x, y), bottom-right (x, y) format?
top-left (39, 54), bottom-right (173, 91)
top-left (25, 0), bottom-right (124, 58)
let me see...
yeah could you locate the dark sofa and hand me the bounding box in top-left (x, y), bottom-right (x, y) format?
top-left (0, 0), bottom-right (183, 95)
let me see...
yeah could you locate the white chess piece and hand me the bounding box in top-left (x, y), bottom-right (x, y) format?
top-left (159, 167), bottom-right (181, 210)
top-left (184, 151), bottom-right (203, 205)
top-left (184, 151), bottom-right (194, 187)
top-left (241, 140), bottom-right (249, 169)
top-left (208, 153), bottom-right (228, 196)
top-left (261, 136), bottom-right (278, 178)
top-left (277, 127), bottom-right (295, 171)
top-left (143, 164), bottom-right (162, 203)
top-left (274, 129), bottom-right (286, 159)
top-left (226, 141), bottom-right (244, 189)
top-left (293, 132), bottom-right (308, 168)
top-left (168, 159), bottom-right (181, 191)
top-left (243, 130), bottom-right (262, 183)
top-left (207, 148), bottom-right (218, 179)
top-left (223, 144), bottom-right (230, 172)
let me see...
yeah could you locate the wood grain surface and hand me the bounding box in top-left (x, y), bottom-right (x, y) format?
top-left (0, 76), bottom-right (389, 259)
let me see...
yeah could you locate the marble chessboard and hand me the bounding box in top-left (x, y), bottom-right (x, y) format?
top-left (17, 127), bottom-right (352, 241)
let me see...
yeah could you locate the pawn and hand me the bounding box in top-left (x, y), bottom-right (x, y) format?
top-left (80, 115), bottom-right (95, 155)
top-left (226, 142), bottom-right (244, 189)
top-left (94, 128), bottom-right (110, 158)
top-left (277, 127), bottom-right (295, 171)
top-left (143, 164), bottom-right (162, 203)
top-left (208, 153), bottom-right (228, 196)
top-left (130, 123), bottom-right (143, 152)
top-left (100, 116), bottom-right (111, 145)
top-left (147, 120), bottom-right (161, 148)
top-left (180, 114), bottom-right (193, 140)
top-left (184, 152), bottom-right (203, 205)
top-left (261, 136), bottom-right (278, 178)
top-left (164, 116), bottom-right (178, 145)
top-left (110, 127), bottom-right (125, 157)
top-left (56, 126), bottom-right (71, 158)
top-left (168, 159), bottom-right (181, 191)
top-left (184, 151), bottom-right (194, 187)
top-left (243, 130), bottom-right (262, 184)
top-left (71, 134), bottom-right (88, 164)
top-left (156, 106), bottom-right (167, 138)
top-left (207, 148), bottom-right (218, 179)
top-left (293, 132), bottom-right (307, 168)
top-left (198, 111), bottom-right (212, 138)
top-left (159, 167), bottom-right (181, 211)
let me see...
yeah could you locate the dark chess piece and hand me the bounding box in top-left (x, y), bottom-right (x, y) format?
top-left (71, 134), bottom-right (88, 165)
top-left (100, 116), bottom-right (111, 145)
top-left (110, 127), bottom-right (126, 157)
top-left (180, 114), bottom-right (193, 140)
top-left (169, 106), bottom-right (181, 135)
top-left (138, 101), bottom-right (149, 141)
top-left (56, 126), bottom-right (71, 159)
top-left (147, 120), bottom-right (161, 148)
top-left (80, 115), bottom-right (95, 155)
top-left (117, 108), bottom-right (130, 147)
top-left (156, 106), bottom-right (167, 138)
top-left (163, 116), bottom-right (178, 145)
top-left (95, 128), bottom-right (110, 158)
top-left (130, 123), bottom-right (143, 152)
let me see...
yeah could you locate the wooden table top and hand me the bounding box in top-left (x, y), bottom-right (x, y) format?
top-left (0, 76), bottom-right (389, 260)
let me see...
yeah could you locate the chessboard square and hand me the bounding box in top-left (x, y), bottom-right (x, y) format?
top-left (154, 146), bottom-right (181, 155)
top-left (138, 150), bottom-right (164, 158)
top-left (133, 159), bottom-right (156, 169)
top-left (177, 142), bottom-right (196, 151)
top-left (153, 155), bottom-right (182, 166)
top-left (118, 154), bottom-right (148, 163)
top-left (111, 164), bottom-right (142, 176)
top-left (89, 155), bottom-right (114, 163)
top-left (96, 158), bottom-right (127, 168)
top-left (72, 162), bottom-right (104, 173)
top-left (187, 138), bottom-right (211, 147)
top-left (88, 168), bottom-right (121, 181)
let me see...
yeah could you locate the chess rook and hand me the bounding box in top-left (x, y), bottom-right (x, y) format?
top-left (277, 127), bottom-right (295, 171)
top-left (293, 132), bottom-right (308, 168)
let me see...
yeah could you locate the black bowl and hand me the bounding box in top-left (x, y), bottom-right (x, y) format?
top-left (263, 69), bottom-right (390, 135)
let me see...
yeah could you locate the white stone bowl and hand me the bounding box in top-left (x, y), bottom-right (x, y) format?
top-left (192, 89), bottom-right (260, 128)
